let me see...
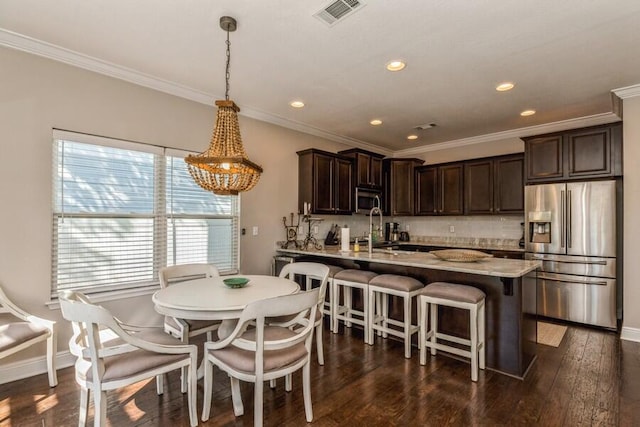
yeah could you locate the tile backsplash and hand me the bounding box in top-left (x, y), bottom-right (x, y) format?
top-left (288, 213), bottom-right (524, 244)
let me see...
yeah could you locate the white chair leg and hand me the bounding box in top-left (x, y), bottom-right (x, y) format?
top-left (479, 301), bottom-right (486, 370)
top-left (156, 374), bottom-right (164, 395)
top-left (430, 302), bottom-right (438, 356)
top-left (331, 282), bottom-right (339, 333)
top-left (201, 357), bottom-right (213, 421)
top-left (47, 331), bottom-right (58, 387)
top-left (403, 294), bottom-right (411, 358)
top-left (362, 286), bottom-right (369, 344)
top-left (470, 305), bottom-right (479, 382)
top-left (344, 286), bottom-right (352, 328)
top-left (230, 377), bottom-right (244, 416)
top-left (180, 328), bottom-right (189, 394)
top-left (375, 292), bottom-right (382, 337)
top-left (93, 389), bottom-right (107, 427)
top-left (79, 387), bottom-right (89, 427)
top-left (303, 362), bottom-right (314, 422)
top-left (367, 288), bottom-right (375, 345)
top-left (382, 294), bottom-right (389, 338)
top-left (285, 373), bottom-right (293, 392)
top-left (316, 322), bottom-right (325, 365)
top-left (419, 298), bottom-right (426, 365)
top-left (254, 377), bottom-right (264, 427)
top-left (269, 379), bottom-right (277, 389)
top-left (187, 362), bottom-right (197, 427)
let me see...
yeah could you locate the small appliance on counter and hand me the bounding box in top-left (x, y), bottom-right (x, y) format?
top-left (384, 222), bottom-right (399, 242)
top-left (399, 231), bottom-right (410, 242)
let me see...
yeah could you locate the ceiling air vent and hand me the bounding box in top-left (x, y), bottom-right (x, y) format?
top-left (314, 0), bottom-right (365, 26)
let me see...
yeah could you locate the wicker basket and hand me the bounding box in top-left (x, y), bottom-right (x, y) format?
top-left (430, 249), bottom-right (492, 262)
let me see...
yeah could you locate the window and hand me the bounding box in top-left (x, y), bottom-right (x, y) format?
top-left (52, 130), bottom-right (239, 297)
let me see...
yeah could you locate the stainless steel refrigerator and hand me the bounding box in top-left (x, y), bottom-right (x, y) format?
top-left (524, 180), bottom-right (618, 329)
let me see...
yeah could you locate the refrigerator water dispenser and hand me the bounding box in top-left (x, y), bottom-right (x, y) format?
top-left (528, 211), bottom-right (552, 244)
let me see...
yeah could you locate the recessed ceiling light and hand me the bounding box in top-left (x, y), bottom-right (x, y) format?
top-left (370, 119), bottom-right (382, 126)
top-left (520, 109), bottom-right (536, 116)
top-left (386, 60), bottom-right (406, 72)
top-left (407, 134), bottom-right (418, 140)
top-left (496, 82), bottom-right (515, 92)
top-left (290, 100), bottom-right (305, 108)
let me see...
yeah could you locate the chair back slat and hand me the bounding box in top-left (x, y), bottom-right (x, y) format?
top-left (279, 262), bottom-right (330, 307)
top-left (159, 263), bottom-right (219, 288)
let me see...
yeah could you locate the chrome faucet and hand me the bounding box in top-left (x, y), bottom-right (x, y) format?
top-left (368, 196), bottom-right (383, 254)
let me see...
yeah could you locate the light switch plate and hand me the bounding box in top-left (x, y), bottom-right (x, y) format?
top-left (252, 226), bottom-right (259, 236)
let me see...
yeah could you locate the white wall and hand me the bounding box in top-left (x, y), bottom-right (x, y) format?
top-left (622, 95), bottom-right (640, 340)
top-left (0, 46), bottom-right (349, 366)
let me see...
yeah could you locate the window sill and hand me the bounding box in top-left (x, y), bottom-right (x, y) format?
top-left (47, 284), bottom-right (160, 310)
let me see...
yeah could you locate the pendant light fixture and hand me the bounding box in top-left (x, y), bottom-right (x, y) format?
top-left (185, 16), bottom-right (263, 195)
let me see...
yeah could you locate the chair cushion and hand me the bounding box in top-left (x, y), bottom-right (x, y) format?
top-left (419, 282), bottom-right (485, 304)
top-left (369, 274), bottom-right (424, 292)
top-left (334, 269), bottom-right (378, 284)
top-left (327, 265), bottom-right (344, 277)
top-left (80, 330), bottom-right (190, 382)
top-left (0, 322), bottom-right (49, 352)
top-left (208, 326), bottom-right (308, 374)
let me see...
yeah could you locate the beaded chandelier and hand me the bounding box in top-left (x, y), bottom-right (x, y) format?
top-left (185, 16), bottom-right (263, 195)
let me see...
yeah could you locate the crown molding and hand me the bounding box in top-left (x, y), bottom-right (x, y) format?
top-left (0, 28), bottom-right (391, 155)
top-left (0, 28), bottom-right (625, 158)
top-left (613, 84), bottom-right (640, 99)
top-left (393, 112), bottom-right (621, 157)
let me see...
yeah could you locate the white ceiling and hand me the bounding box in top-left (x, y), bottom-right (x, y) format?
top-left (1, 0), bottom-right (639, 154)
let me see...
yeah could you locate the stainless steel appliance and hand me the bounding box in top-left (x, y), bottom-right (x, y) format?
top-left (355, 188), bottom-right (382, 214)
top-left (384, 222), bottom-right (399, 241)
top-left (525, 180), bottom-right (618, 329)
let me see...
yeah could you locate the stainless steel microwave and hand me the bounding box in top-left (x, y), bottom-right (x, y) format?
top-left (355, 188), bottom-right (382, 214)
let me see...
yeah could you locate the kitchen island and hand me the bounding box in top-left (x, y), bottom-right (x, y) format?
top-left (277, 246), bottom-right (540, 378)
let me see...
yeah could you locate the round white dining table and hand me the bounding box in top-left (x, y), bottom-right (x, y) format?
top-left (152, 275), bottom-right (300, 324)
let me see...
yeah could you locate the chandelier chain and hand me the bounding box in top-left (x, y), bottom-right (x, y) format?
top-left (225, 29), bottom-right (231, 101)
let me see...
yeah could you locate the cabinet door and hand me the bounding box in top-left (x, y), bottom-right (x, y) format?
top-left (391, 161), bottom-right (415, 216)
top-left (464, 160), bottom-right (493, 214)
top-left (355, 153), bottom-right (371, 187)
top-left (494, 155), bottom-right (524, 214)
top-left (334, 157), bottom-right (353, 214)
top-left (566, 127), bottom-right (611, 178)
top-left (313, 153), bottom-right (335, 214)
top-left (440, 164), bottom-right (464, 215)
top-left (525, 135), bottom-right (563, 182)
top-left (415, 167), bottom-right (438, 215)
top-left (370, 157), bottom-right (383, 188)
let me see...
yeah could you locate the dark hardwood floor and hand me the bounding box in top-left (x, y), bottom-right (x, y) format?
top-left (1, 322), bottom-right (639, 426)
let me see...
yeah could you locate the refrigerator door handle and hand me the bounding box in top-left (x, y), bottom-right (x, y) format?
top-left (567, 190), bottom-right (572, 249)
top-left (560, 190), bottom-right (565, 248)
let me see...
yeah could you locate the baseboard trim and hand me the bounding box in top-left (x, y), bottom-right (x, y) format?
top-left (0, 351), bottom-right (75, 385)
top-left (620, 326), bottom-right (640, 343)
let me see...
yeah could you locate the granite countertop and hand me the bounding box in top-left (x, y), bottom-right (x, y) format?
top-left (277, 246), bottom-right (540, 278)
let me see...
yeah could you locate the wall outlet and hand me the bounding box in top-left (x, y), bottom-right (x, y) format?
top-left (449, 225), bottom-right (455, 233)
top-left (313, 225), bottom-right (319, 234)
top-left (252, 226), bottom-right (259, 236)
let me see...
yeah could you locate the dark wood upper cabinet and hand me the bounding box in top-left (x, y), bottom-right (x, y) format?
top-left (297, 149), bottom-right (353, 215)
top-left (494, 154), bottom-right (524, 214)
top-left (384, 158), bottom-right (424, 216)
top-left (524, 122), bottom-right (622, 183)
top-left (464, 154), bottom-right (524, 215)
top-left (338, 148), bottom-right (385, 189)
top-left (415, 162), bottom-right (464, 215)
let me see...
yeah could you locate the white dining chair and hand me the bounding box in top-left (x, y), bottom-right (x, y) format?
top-left (59, 290), bottom-right (198, 427)
top-left (0, 284), bottom-right (57, 387)
top-left (201, 288), bottom-right (319, 427)
top-left (278, 262), bottom-right (330, 365)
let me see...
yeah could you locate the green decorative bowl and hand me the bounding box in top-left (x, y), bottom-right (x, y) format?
top-left (223, 277), bottom-right (250, 288)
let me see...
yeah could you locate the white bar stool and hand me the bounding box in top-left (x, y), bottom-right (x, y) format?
top-left (322, 265), bottom-right (344, 322)
top-left (367, 274), bottom-right (424, 358)
top-left (331, 269), bottom-right (378, 343)
top-left (418, 282), bottom-right (486, 381)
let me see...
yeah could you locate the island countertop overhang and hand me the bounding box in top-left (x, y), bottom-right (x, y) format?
top-left (276, 247), bottom-right (540, 278)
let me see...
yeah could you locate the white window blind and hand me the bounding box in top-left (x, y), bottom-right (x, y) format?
top-left (52, 131), bottom-right (239, 297)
